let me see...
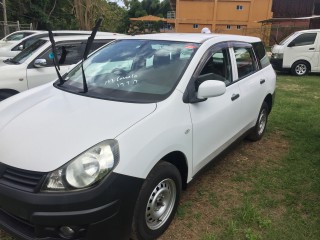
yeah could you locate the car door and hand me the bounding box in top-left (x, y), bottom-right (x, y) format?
top-left (231, 43), bottom-right (265, 129)
top-left (187, 43), bottom-right (243, 174)
top-left (26, 41), bottom-right (85, 89)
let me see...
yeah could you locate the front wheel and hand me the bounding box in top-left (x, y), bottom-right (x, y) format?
top-left (247, 102), bottom-right (269, 141)
top-left (131, 162), bottom-right (182, 240)
top-left (291, 61), bottom-right (308, 76)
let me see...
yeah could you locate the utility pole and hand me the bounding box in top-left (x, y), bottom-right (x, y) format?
top-left (1, 0), bottom-right (8, 36)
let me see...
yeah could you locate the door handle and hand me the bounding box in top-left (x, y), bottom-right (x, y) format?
top-left (309, 48), bottom-right (315, 50)
top-left (260, 79), bottom-right (266, 84)
top-left (231, 94), bottom-right (240, 101)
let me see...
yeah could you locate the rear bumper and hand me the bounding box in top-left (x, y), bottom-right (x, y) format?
top-left (0, 171), bottom-right (144, 240)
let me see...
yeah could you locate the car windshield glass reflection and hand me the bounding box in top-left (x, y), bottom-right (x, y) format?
top-left (11, 39), bottom-right (48, 64)
top-left (57, 39), bottom-right (199, 103)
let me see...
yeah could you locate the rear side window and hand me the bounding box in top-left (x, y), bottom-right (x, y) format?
top-left (252, 42), bottom-right (270, 69)
top-left (234, 47), bottom-right (258, 79)
top-left (291, 33), bottom-right (317, 46)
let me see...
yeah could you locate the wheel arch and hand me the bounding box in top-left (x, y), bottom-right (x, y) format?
top-left (0, 89), bottom-right (20, 100)
top-left (159, 151), bottom-right (188, 190)
top-left (264, 93), bottom-right (273, 114)
top-left (292, 59), bottom-right (311, 71)
top-left (0, 88), bottom-right (20, 95)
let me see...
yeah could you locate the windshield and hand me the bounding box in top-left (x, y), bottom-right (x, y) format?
top-left (56, 39), bottom-right (199, 103)
top-left (11, 39), bottom-right (47, 64)
top-left (4, 32), bottom-right (28, 41)
top-left (279, 32), bottom-right (299, 45)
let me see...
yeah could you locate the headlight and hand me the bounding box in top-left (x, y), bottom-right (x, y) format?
top-left (271, 53), bottom-right (283, 59)
top-left (42, 140), bottom-right (119, 191)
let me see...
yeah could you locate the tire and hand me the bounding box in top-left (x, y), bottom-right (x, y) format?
top-left (291, 61), bottom-right (309, 76)
top-left (131, 162), bottom-right (182, 240)
top-left (247, 102), bottom-right (269, 141)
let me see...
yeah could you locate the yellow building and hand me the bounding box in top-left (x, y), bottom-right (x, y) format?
top-left (167, 0), bottom-right (273, 37)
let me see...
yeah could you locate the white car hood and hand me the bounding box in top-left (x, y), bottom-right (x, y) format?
top-left (0, 85), bottom-right (156, 172)
top-left (271, 44), bottom-right (282, 54)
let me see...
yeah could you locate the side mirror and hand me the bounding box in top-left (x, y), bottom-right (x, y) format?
top-left (34, 59), bottom-right (47, 68)
top-left (17, 44), bottom-right (24, 50)
top-left (197, 80), bottom-right (226, 99)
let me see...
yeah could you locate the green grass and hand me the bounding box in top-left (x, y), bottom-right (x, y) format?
top-left (202, 73), bottom-right (320, 239)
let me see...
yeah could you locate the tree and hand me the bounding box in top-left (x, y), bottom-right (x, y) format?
top-left (5, 0), bottom-right (76, 29)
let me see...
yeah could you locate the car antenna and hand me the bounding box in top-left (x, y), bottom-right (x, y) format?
top-left (80, 18), bottom-right (103, 93)
top-left (47, 27), bottom-right (65, 86)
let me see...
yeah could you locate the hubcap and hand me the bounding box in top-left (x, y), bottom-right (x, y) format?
top-left (295, 64), bottom-right (307, 75)
top-left (145, 178), bottom-right (176, 230)
top-left (257, 109), bottom-right (267, 136)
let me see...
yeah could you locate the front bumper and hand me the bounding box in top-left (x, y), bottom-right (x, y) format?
top-left (270, 58), bottom-right (288, 71)
top-left (0, 168), bottom-right (143, 240)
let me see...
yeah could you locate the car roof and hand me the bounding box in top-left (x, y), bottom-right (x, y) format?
top-left (14, 31), bottom-right (124, 41)
top-left (50, 30), bottom-right (125, 36)
top-left (296, 29), bottom-right (320, 34)
top-left (126, 33), bottom-right (261, 43)
top-left (6, 30), bottom-right (45, 34)
top-left (40, 34), bottom-right (127, 42)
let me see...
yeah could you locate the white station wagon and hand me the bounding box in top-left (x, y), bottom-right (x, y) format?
top-left (0, 33), bottom-right (276, 240)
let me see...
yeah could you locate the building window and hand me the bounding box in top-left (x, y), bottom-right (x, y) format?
top-left (193, 24), bottom-right (199, 29)
top-left (226, 25), bottom-right (231, 30)
top-left (237, 25), bottom-right (241, 30)
top-left (236, 5), bottom-right (243, 10)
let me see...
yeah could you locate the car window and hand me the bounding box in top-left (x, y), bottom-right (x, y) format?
top-left (233, 47), bottom-right (257, 79)
top-left (38, 43), bottom-right (84, 67)
top-left (11, 39), bottom-right (48, 64)
top-left (290, 33), bottom-right (317, 46)
top-left (35, 40), bottom-right (111, 68)
top-left (6, 33), bottom-right (24, 41)
top-left (5, 32), bottom-right (32, 41)
top-left (252, 41), bottom-right (270, 69)
top-left (198, 48), bottom-right (232, 86)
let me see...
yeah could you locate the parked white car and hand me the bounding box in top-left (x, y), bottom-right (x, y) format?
top-left (0, 30), bottom-right (45, 48)
top-left (0, 30), bottom-right (121, 59)
top-left (271, 29), bottom-right (320, 75)
top-left (0, 33), bottom-right (276, 240)
top-left (0, 35), bottom-right (124, 100)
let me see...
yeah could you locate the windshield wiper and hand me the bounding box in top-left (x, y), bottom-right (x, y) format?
top-left (47, 29), bottom-right (65, 86)
top-left (80, 18), bottom-right (103, 93)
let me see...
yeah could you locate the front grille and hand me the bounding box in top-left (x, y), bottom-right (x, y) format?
top-left (0, 163), bottom-right (46, 192)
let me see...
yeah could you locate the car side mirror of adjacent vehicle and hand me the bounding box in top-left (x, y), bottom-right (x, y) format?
top-left (34, 59), bottom-right (47, 68)
top-left (197, 80), bottom-right (226, 100)
top-left (17, 44), bottom-right (24, 50)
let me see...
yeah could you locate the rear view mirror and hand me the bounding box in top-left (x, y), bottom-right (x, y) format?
top-left (17, 44), bottom-right (24, 50)
top-left (197, 80), bottom-right (226, 99)
top-left (34, 59), bottom-right (47, 68)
